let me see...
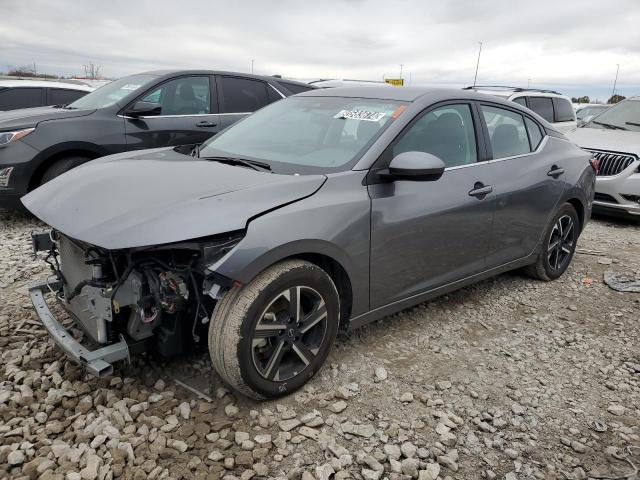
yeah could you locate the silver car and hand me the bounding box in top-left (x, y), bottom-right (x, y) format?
top-left (567, 97), bottom-right (640, 219)
top-left (24, 87), bottom-right (595, 399)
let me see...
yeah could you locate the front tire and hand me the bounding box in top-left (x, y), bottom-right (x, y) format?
top-left (525, 203), bottom-right (579, 281)
top-left (41, 156), bottom-right (90, 184)
top-left (208, 260), bottom-right (340, 399)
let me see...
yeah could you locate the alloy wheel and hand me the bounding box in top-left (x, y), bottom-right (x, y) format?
top-left (547, 214), bottom-right (575, 271)
top-left (251, 286), bottom-right (328, 382)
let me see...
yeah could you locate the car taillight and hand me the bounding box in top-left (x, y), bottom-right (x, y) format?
top-left (589, 157), bottom-right (600, 174)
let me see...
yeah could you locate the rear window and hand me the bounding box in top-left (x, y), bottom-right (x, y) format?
top-left (552, 97), bottom-right (575, 122)
top-left (528, 97), bottom-right (554, 123)
top-left (279, 82), bottom-right (314, 94)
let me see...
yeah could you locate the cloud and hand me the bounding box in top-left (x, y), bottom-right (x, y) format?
top-left (1, 0), bottom-right (639, 99)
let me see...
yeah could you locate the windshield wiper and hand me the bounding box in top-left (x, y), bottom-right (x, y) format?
top-left (625, 121), bottom-right (640, 127)
top-left (592, 120), bottom-right (627, 130)
top-left (201, 155), bottom-right (272, 172)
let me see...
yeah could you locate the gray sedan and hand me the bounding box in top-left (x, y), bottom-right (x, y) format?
top-left (24, 87), bottom-right (596, 399)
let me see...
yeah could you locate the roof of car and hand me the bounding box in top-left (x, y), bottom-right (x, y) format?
top-left (0, 79), bottom-right (94, 91)
top-left (138, 70), bottom-right (313, 87)
top-left (298, 86), bottom-right (523, 103)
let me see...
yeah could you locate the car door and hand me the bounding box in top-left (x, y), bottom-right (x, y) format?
top-left (368, 102), bottom-right (496, 309)
top-left (123, 75), bottom-right (221, 150)
top-left (216, 75), bottom-right (283, 129)
top-left (480, 103), bottom-right (566, 266)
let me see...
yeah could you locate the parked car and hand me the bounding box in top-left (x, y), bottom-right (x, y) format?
top-left (0, 80), bottom-right (93, 111)
top-left (566, 97), bottom-right (640, 219)
top-left (0, 70), bottom-right (314, 209)
top-left (24, 87), bottom-right (595, 398)
top-left (464, 86), bottom-right (577, 132)
top-left (575, 104), bottom-right (609, 126)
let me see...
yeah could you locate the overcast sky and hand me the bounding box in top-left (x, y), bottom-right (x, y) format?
top-left (2, 0), bottom-right (639, 101)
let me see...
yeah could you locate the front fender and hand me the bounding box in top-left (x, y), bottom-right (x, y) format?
top-left (208, 171), bottom-right (371, 317)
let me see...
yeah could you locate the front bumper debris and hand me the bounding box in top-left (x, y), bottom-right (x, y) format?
top-left (28, 279), bottom-right (129, 377)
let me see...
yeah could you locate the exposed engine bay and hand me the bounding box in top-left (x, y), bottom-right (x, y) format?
top-left (32, 229), bottom-right (243, 369)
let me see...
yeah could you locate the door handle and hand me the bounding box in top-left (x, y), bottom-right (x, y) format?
top-left (196, 121), bottom-right (217, 128)
top-left (468, 182), bottom-right (493, 199)
top-left (547, 165), bottom-right (565, 178)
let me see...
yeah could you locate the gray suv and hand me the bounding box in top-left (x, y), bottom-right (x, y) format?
top-left (25, 87), bottom-right (595, 399)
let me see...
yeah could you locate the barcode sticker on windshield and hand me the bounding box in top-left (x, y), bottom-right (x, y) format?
top-left (120, 84), bottom-right (142, 91)
top-left (334, 110), bottom-right (386, 122)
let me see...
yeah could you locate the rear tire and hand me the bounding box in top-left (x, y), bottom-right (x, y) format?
top-left (208, 260), bottom-right (340, 399)
top-left (40, 156), bottom-right (90, 184)
top-left (525, 203), bottom-right (579, 281)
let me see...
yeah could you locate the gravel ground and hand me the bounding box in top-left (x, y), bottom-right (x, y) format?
top-left (1, 209), bottom-right (639, 480)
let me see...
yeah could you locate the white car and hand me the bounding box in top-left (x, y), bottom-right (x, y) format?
top-left (0, 80), bottom-right (94, 111)
top-left (566, 97), bottom-right (640, 219)
top-left (464, 86), bottom-right (577, 133)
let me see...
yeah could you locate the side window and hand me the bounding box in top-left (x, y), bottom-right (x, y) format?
top-left (140, 76), bottom-right (211, 115)
top-left (513, 97), bottom-right (527, 107)
top-left (552, 98), bottom-right (574, 122)
top-left (279, 82), bottom-right (314, 94)
top-left (481, 105), bottom-right (531, 159)
top-left (525, 117), bottom-right (543, 150)
top-left (393, 104), bottom-right (477, 168)
top-left (0, 88), bottom-right (44, 110)
top-left (49, 89), bottom-right (87, 105)
top-left (528, 97), bottom-right (554, 123)
top-left (219, 77), bottom-right (270, 113)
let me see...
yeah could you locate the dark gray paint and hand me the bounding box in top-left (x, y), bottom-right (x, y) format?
top-left (22, 148), bottom-right (326, 249)
top-left (23, 86), bottom-right (595, 328)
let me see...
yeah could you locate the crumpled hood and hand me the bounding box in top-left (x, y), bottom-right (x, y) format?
top-left (0, 106), bottom-right (94, 131)
top-left (566, 127), bottom-right (640, 155)
top-left (22, 148), bottom-right (326, 249)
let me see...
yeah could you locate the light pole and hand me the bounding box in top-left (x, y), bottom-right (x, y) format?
top-left (611, 64), bottom-right (620, 100)
top-left (399, 64), bottom-right (404, 80)
top-left (473, 41), bottom-right (483, 87)
top-left (527, 78), bottom-right (531, 89)
top-left (251, 59), bottom-right (255, 74)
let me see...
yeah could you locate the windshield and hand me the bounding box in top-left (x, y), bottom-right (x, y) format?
top-left (577, 106), bottom-right (607, 120)
top-left (68, 74), bottom-right (157, 109)
top-left (200, 96), bottom-right (407, 174)
top-left (584, 99), bottom-right (640, 131)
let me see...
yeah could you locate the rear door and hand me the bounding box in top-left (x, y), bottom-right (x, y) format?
top-left (216, 75), bottom-right (283, 129)
top-left (480, 103), bottom-right (565, 265)
top-left (368, 102), bottom-right (496, 308)
top-left (124, 75), bottom-right (221, 150)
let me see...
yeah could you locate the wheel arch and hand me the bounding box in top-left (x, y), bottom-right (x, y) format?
top-left (566, 197), bottom-right (586, 232)
top-left (213, 240), bottom-right (358, 330)
top-left (28, 142), bottom-right (107, 191)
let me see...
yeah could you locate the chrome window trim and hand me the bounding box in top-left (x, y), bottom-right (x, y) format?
top-left (268, 83), bottom-right (286, 99)
top-left (444, 135), bottom-right (549, 171)
top-left (118, 112), bottom-right (252, 119)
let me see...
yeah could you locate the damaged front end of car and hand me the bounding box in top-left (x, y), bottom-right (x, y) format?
top-left (29, 229), bottom-right (243, 377)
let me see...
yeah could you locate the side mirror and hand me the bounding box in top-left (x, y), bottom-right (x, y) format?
top-left (387, 151), bottom-right (445, 181)
top-left (124, 101), bottom-right (162, 118)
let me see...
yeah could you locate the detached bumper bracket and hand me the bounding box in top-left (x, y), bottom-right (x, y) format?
top-left (28, 279), bottom-right (129, 377)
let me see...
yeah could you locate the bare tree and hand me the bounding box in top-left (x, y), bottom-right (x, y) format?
top-left (83, 62), bottom-right (102, 80)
